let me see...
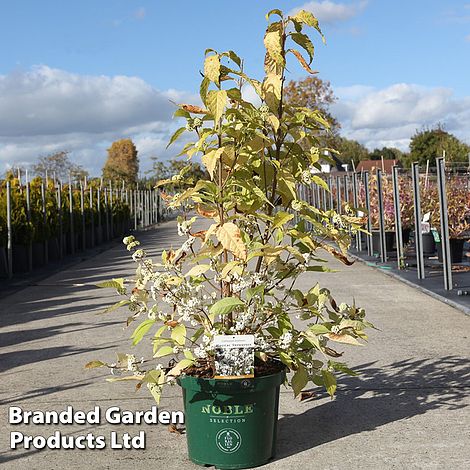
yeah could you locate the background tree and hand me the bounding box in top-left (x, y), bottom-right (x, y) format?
top-left (368, 146), bottom-right (404, 161)
top-left (102, 138), bottom-right (139, 186)
top-left (332, 136), bottom-right (369, 168)
top-left (33, 151), bottom-right (88, 180)
top-left (408, 126), bottom-right (470, 167)
top-left (147, 156), bottom-right (208, 192)
top-left (284, 76), bottom-right (340, 146)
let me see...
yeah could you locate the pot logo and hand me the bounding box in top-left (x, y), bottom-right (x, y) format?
top-left (215, 428), bottom-right (242, 453)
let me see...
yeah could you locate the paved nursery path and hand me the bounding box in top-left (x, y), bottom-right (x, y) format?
top-left (0, 218), bottom-right (469, 470)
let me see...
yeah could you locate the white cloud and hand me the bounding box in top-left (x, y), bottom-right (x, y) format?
top-left (465, 34), bottom-right (470, 42)
top-left (0, 66), bottom-right (196, 176)
top-left (290, 1), bottom-right (368, 24)
top-left (332, 83), bottom-right (470, 150)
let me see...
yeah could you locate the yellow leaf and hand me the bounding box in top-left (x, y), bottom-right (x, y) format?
top-left (216, 223), bottom-right (247, 261)
top-left (204, 223), bottom-right (219, 244)
top-left (262, 246), bottom-right (284, 265)
top-left (202, 148), bottom-right (224, 179)
top-left (267, 114), bottom-right (280, 132)
top-left (207, 89), bottom-right (227, 124)
top-left (168, 359), bottom-right (194, 377)
top-left (262, 74), bottom-right (282, 113)
top-left (264, 25), bottom-right (284, 66)
top-left (221, 260), bottom-right (242, 279)
top-left (325, 333), bottom-right (363, 346)
top-left (186, 264), bottom-right (211, 278)
top-left (204, 54), bottom-right (220, 84)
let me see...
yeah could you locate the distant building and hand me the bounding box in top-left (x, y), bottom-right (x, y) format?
top-left (312, 152), bottom-right (347, 174)
top-left (356, 159), bottom-right (401, 174)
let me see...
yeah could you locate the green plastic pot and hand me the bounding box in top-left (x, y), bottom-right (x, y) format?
top-left (178, 368), bottom-right (285, 469)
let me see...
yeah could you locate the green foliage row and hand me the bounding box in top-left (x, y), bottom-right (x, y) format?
top-left (0, 175), bottom-right (131, 247)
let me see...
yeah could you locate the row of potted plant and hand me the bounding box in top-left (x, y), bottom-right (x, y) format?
top-left (0, 174), bottom-right (132, 276)
top-left (355, 173), bottom-right (470, 261)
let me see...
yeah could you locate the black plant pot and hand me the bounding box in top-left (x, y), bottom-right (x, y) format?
top-left (32, 242), bottom-right (46, 268)
top-left (0, 247), bottom-right (8, 278)
top-left (402, 227), bottom-right (411, 245)
top-left (94, 226), bottom-right (102, 246)
top-left (421, 232), bottom-right (436, 254)
top-left (12, 244), bottom-right (29, 273)
top-left (436, 239), bottom-right (466, 264)
top-left (85, 228), bottom-right (94, 249)
top-left (64, 233), bottom-right (80, 255)
top-left (48, 237), bottom-right (61, 261)
top-left (372, 230), bottom-right (395, 254)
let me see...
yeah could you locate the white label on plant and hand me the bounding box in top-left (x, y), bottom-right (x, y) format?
top-left (213, 335), bottom-right (255, 348)
top-left (421, 222), bottom-right (430, 233)
top-left (213, 335), bottom-right (255, 379)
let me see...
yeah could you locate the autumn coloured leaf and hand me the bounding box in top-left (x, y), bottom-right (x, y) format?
top-left (216, 223), bottom-right (247, 260)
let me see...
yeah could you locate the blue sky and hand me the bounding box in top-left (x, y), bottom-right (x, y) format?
top-left (1, 1), bottom-right (470, 176)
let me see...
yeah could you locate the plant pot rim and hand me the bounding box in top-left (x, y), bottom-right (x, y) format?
top-left (178, 367), bottom-right (286, 393)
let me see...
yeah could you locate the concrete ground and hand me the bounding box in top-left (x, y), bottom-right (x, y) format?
top-left (0, 218), bottom-right (469, 470)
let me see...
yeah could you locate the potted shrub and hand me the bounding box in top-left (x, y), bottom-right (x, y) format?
top-left (3, 175), bottom-right (34, 273)
top-left (433, 178), bottom-right (470, 263)
top-left (0, 185), bottom-right (8, 277)
top-left (420, 181), bottom-right (439, 254)
top-left (88, 8), bottom-right (372, 469)
top-left (398, 175), bottom-right (414, 245)
top-left (368, 173), bottom-right (395, 253)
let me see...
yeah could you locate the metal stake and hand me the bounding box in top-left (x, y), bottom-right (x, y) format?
top-left (412, 162), bottom-right (425, 279)
top-left (392, 166), bottom-right (404, 268)
top-left (436, 157), bottom-right (453, 290)
top-left (376, 169), bottom-right (387, 262)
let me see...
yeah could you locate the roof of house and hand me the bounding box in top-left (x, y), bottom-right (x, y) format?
top-left (355, 159), bottom-right (401, 173)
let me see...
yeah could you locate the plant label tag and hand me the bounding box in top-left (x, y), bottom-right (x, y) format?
top-left (431, 229), bottom-right (441, 242)
top-left (213, 335), bottom-right (255, 379)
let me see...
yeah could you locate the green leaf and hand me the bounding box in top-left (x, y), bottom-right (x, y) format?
top-left (184, 350), bottom-right (195, 360)
top-left (96, 278), bottom-right (125, 290)
top-left (290, 10), bottom-right (325, 43)
top-left (166, 127), bottom-right (186, 149)
top-left (290, 32), bottom-right (315, 62)
top-left (266, 9), bottom-right (283, 21)
top-left (154, 346), bottom-right (174, 358)
top-left (207, 90), bottom-right (227, 124)
top-left (272, 211), bottom-right (294, 229)
top-left (308, 324), bottom-right (330, 335)
top-left (168, 358), bottom-right (194, 377)
top-left (292, 364), bottom-right (309, 397)
top-left (142, 370), bottom-right (162, 387)
top-left (99, 299), bottom-right (130, 315)
top-left (171, 324), bottom-right (187, 346)
top-left (84, 360), bottom-right (106, 369)
top-left (131, 319), bottom-right (156, 346)
top-left (279, 351), bottom-right (294, 368)
top-left (329, 361), bottom-right (358, 376)
top-left (173, 108), bottom-right (190, 119)
top-left (228, 50), bottom-right (242, 67)
top-left (322, 369), bottom-right (337, 397)
top-left (186, 264), bottom-right (211, 278)
top-left (200, 77), bottom-right (210, 105)
top-left (209, 297), bottom-right (244, 315)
